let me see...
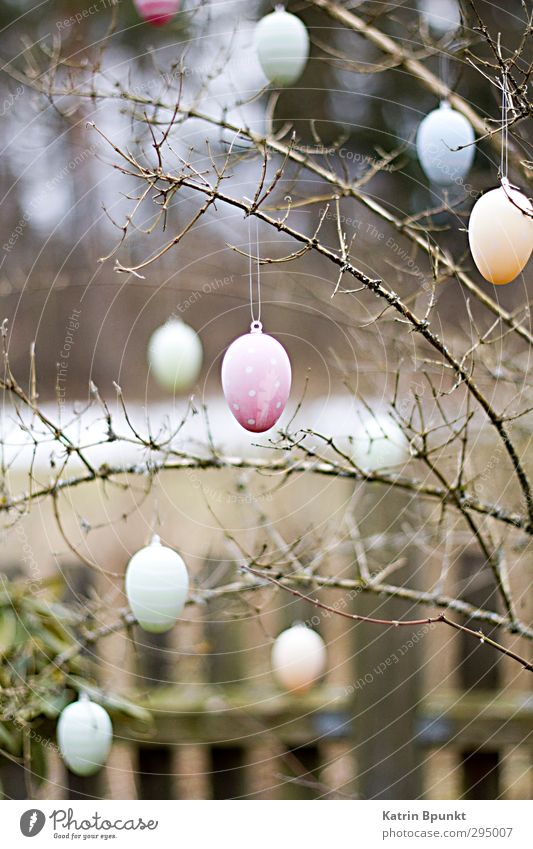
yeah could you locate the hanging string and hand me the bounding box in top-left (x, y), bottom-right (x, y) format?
top-left (150, 494), bottom-right (162, 545)
top-left (436, 0), bottom-right (464, 98)
top-left (500, 67), bottom-right (510, 183)
top-left (255, 215), bottom-right (261, 324)
top-left (439, 47), bottom-right (450, 98)
top-left (246, 204), bottom-right (262, 327)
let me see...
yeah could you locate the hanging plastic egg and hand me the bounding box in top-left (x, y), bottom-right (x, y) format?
top-left (125, 535), bottom-right (189, 633)
top-left (221, 320), bottom-right (291, 433)
top-left (416, 101), bottom-right (475, 186)
top-left (148, 319), bottom-right (203, 393)
top-left (418, 0), bottom-right (461, 36)
top-left (254, 6), bottom-right (309, 86)
top-left (57, 696), bottom-right (113, 777)
top-left (271, 625), bottom-right (327, 693)
top-left (133, 0), bottom-right (180, 26)
top-left (468, 181), bottom-right (533, 285)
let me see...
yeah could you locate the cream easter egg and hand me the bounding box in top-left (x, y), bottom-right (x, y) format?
top-left (271, 625), bottom-right (327, 693)
top-left (221, 321), bottom-right (291, 433)
top-left (148, 319), bottom-right (203, 393)
top-left (125, 536), bottom-right (189, 633)
top-left (468, 182), bottom-right (533, 285)
top-left (133, 0), bottom-right (180, 26)
top-left (254, 7), bottom-right (309, 86)
top-left (57, 696), bottom-right (113, 777)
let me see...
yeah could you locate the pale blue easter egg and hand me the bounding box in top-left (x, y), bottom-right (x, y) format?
top-left (125, 536), bottom-right (189, 633)
top-left (416, 102), bottom-right (475, 186)
top-left (58, 698), bottom-right (113, 777)
top-left (254, 8), bottom-right (309, 86)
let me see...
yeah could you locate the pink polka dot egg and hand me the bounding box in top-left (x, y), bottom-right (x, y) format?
top-left (133, 0), bottom-right (180, 26)
top-left (222, 321), bottom-right (292, 433)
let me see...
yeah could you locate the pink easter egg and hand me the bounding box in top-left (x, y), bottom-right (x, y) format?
top-left (222, 321), bottom-right (292, 433)
top-left (133, 0), bottom-right (180, 26)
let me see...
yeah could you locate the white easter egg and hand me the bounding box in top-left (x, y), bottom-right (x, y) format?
top-left (57, 696), bottom-right (113, 777)
top-left (418, 0), bottom-right (461, 36)
top-left (271, 625), bottom-right (326, 693)
top-left (416, 102), bottom-right (475, 186)
top-left (125, 536), bottom-right (189, 633)
top-left (133, 0), bottom-right (180, 26)
top-left (148, 319), bottom-right (203, 393)
top-left (468, 182), bottom-right (533, 285)
top-left (352, 412), bottom-right (409, 472)
top-left (254, 7), bottom-right (309, 86)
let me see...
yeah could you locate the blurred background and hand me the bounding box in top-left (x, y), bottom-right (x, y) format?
top-left (0, 0), bottom-right (532, 801)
